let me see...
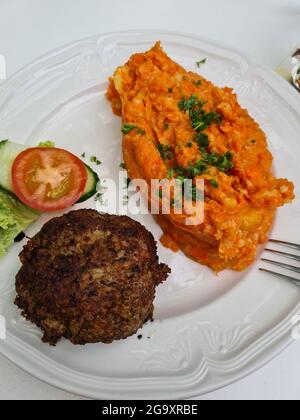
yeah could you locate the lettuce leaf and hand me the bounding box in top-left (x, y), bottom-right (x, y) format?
top-left (0, 189), bottom-right (39, 257)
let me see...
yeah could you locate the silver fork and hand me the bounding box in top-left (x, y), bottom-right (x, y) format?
top-left (259, 239), bottom-right (300, 287)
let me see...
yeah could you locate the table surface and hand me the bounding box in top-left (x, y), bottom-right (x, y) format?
top-left (0, 0), bottom-right (300, 401)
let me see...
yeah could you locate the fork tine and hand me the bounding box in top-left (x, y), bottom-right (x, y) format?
top-left (265, 248), bottom-right (300, 262)
top-left (261, 258), bottom-right (300, 274)
top-left (259, 268), bottom-right (300, 286)
top-left (269, 239), bottom-right (300, 251)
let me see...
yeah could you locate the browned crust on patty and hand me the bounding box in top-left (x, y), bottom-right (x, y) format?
top-left (15, 210), bottom-right (170, 345)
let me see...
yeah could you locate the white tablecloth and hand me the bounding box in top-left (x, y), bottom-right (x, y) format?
top-left (0, 0), bottom-right (299, 400)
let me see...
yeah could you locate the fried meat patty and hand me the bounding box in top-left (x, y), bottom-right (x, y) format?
top-left (15, 210), bottom-right (170, 345)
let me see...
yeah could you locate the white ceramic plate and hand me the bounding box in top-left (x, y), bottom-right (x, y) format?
top-left (0, 31), bottom-right (300, 400)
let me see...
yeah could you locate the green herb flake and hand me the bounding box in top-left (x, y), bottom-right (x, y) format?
top-left (94, 192), bottom-right (104, 205)
top-left (178, 94), bottom-right (205, 112)
top-left (0, 189), bottom-right (39, 257)
top-left (164, 122), bottom-right (170, 130)
top-left (196, 58), bottom-right (207, 68)
top-left (187, 160), bottom-right (208, 177)
top-left (38, 141), bottom-right (55, 148)
top-left (175, 175), bottom-right (184, 184)
top-left (90, 156), bottom-right (102, 166)
top-left (157, 143), bottom-right (174, 160)
top-left (170, 92), bottom-right (235, 200)
top-left (119, 162), bottom-right (127, 169)
top-left (81, 152), bottom-right (86, 158)
top-left (193, 80), bottom-right (202, 86)
top-left (216, 151), bottom-right (234, 173)
top-left (210, 179), bottom-right (219, 188)
top-left (178, 95), bottom-right (222, 131)
top-left (196, 133), bottom-right (209, 148)
top-left (186, 142), bottom-right (193, 148)
top-left (168, 88), bottom-right (173, 93)
top-left (167, 168), bottom-right (176, 179)
top-left (121, 124), bottom-right (146, 135)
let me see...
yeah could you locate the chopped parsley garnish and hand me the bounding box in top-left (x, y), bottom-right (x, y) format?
top-left (184, 181), bottom-right (201, 201)
top-left (158, 144), bottom-right (174, 160)
top-left (90, 156), bottom-right (102, 166)
top-left (193, 112), bottom-right (222, 131)
top-left (167, 168), bottom-right (176, 179)
top-left (196, 132), bottom-right (209, 148)
top-left (179, 95), bottom-right (222, 131)
top-left (119, 162), bottom-right (126, 169)
top-left (81, 152), bottom-right (86, 158)
top-left (160, 94), bottom-right (234, 202)
top-left (187, 160), bottom-right (208, 177)
top-left (164, 122), bottom-right (170, 130)
top-left (215, 151), bottom-right (234, 172)
top-left (210, 179), bottom-right (219, 188)
top-left (196, 58), bottom-right (207, 68)
top-left (121, 124), bottom-right (145, 135)
top-left (94, 192), bottom-right (104, 205)
top-left (38, 141), bottom-right (55, 148)
top-left (176, 175), bottom-right (185, 183)
top-left (177, 94), bottom-right (233, 177)
top-left (168, 88), bottom-right (173, 93)
top-left (171, 150), bottom-right (234, 180)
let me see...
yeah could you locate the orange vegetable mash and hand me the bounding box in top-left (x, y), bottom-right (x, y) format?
top-left (106, 42), bottom-right (294, 272)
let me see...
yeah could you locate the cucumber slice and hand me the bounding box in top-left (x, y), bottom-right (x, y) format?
top-left (0, 140), bottom-right (26, 193)
top-left (77, 164), bottom-right (100, 203)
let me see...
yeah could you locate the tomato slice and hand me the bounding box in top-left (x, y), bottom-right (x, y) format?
top-left (12, 147), bottom-right (87, 212)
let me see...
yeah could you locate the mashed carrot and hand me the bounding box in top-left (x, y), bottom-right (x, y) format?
top-left (106, 42), bottom-right (294, 272)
